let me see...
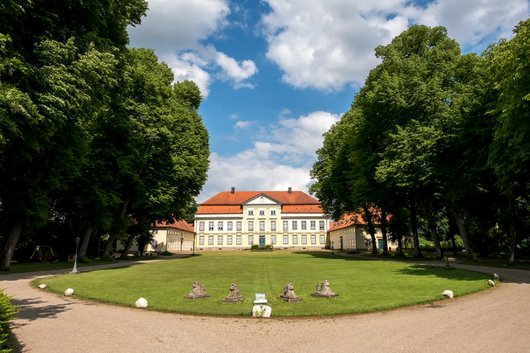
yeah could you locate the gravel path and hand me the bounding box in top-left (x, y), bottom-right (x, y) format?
top-left (2, 260), bottom-right (529, 353)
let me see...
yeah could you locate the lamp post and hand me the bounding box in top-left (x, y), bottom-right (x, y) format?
top-left (71, 236), bottom-right (80, 274)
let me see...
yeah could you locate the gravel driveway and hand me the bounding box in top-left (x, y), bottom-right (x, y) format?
top-left (2, 260), bottom-right (529, 353)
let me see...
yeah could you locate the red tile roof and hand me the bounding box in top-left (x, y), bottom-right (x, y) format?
top-left (197, 190), bottom-right (323, 215)
top-left (196, 205), bottom-right (242, 214)
top-left (329, 212), bottom-right (367, 231)
top-left (154, 219), bottom-right (194, 233)
top-left (282, 204), bottom-right (324, 214)
top-left (201, 191), bottom-right (320, 205)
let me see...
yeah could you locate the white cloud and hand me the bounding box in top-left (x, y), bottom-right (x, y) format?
top-left (216, 52), bottom-right (258, 83)
top-left (128, 0), bottom-right (229, 52)
top-left (234, 120), bottom-right (253, 129)
top-left (262, 0), bottom-right (530, 91)
top-left (198, 111), bottom-right (340, 201)
top-left (409, 0), bottom-right (530, 46)
top-left (128, 0), bottom-right (258, 97)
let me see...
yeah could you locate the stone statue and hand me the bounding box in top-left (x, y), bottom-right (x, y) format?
top-left (224, 283), bottom-right (243, 302)
top-left (279, 282), bottom-right (302, 302)
top-left (186, 281), bottom-right (210, 299)
top-left (312, 279), bottom-right (338, 298)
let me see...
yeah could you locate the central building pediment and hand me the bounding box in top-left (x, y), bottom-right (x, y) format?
top-left (243, 193), bottom-right (282, 206)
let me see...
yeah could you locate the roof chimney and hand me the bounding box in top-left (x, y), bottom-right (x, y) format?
top-left (288, 187), bottom-right (292, 193)
top-left (231, 187), bottom-right (235, 194)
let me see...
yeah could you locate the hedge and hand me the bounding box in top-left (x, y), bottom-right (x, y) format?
top-left (0, 290), bottom-right (17, 353)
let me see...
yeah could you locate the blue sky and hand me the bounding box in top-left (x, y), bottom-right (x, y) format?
top-left (128, 0), bottom-right (530, 201)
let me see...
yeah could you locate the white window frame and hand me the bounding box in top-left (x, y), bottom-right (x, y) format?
top-left (199, 221), bottom-right (205, 231)
top-left (310, 220), bottom-right (316, 230)
top-left (319, 220), bottom-right (325, 230)
top-left (248, 221), bottom-right (254, 231)
top-left (227, 221), bottom-right (233, 231)
top-left (271, 235), bottom-right (276, 245)
top-left (236, 235), bottom-right (242, 245)
top-left (259, 221), bottom-right (265, 231)
top-left (227, 235), bottom-right (233, 245)
top-left (248, 210), bottom-right (254, 216)
top-left (199, 236), bottom-right (205, 246)
top-left (283, 235), bottom-right (289, 245)
top-left (320, 235), bottom-right (326, 244)
top-left (283, 221), bottom-right (288, 231)
top-left (292, 235), bottom-right (298, 245)
top-left (236, 221), bottom-right (242, 231)
top-left (301, 220), bottom-right (307, 230)
top-left (301, 235), bottom-right (307, 244)
top-left (259, 210), bottom-right (265, 216)
top-left (208, 221), bottom-right (214, 231)
top-left (292, 221), bottom-right (298, 230)
top-left (208, 235), bottom-right (214, 245)
top-left (271, 221), bottom-right (276, 231)
top-left (248, 235), bottom-right (254, 245)
top-left (311, 234), bottom-right (317, 244)
top-left (271, 210), bottom-right (276, 216)
top-left (217, 235), bottom-right (223, 245)
top-left (218, 221), bottom-right (223, 231)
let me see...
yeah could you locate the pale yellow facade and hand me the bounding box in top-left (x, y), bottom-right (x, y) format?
top-left (149, 227), bottom-right (194, 252)
top-left (194, 195), bottom-right (328, 250)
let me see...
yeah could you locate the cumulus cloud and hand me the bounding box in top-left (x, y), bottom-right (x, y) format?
top-left (128, 0), bottom-right (258, 97)
top-left (262, 0), bottom-right (529, 91)
top-left (199, 111), bottom-right (340, 201)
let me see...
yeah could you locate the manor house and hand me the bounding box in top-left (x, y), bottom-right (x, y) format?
top-left (194, 188), bottom-right (329, 249)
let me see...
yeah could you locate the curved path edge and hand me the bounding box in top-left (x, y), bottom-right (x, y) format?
top-left (2, 258), bottom-right (529, 353)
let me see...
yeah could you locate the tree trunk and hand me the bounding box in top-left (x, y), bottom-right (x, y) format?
top-left (452, 210), bottom-right (476, 261)
top-left (409, 201), bottom-right (422, 258)
top-left (0, 220), bottom-right (23, 270)
top-left (119, 234), bottom-right (136, 259)
top-left (507, 197), bottom-right (517, 265)
top-left (380, 209), bottom-right (389, 255)
top-left (363, 206), bottom-right (378, 254)
top-left (103, 198), bottom-right (131, 257)
top-left (421, 200), bottom-right (443, 259)
top-left (396, 233), bottom-right (404, 256)
top-left (78, 225), bottom-right (94, 258)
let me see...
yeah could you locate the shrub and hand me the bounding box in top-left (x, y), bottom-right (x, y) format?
top-left (160, 251), bottom-right (173, 256)
top-left (0, 290), bottom-right (17, 353)
top-left (250, 244), bottom-right (259, 251)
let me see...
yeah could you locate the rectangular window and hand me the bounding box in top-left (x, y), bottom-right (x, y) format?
top-left (248, 210), bottom-right (254, 216)
top-left (199, 236), bottom-right (205, 245)
top-left (320, 235), bottom-right (325, 244)
top-left (236, 221), bottom-right (242, 231)
top-left (259, 221), bottom-right (265, 231)
top-left (199, 221), bottom-right (205, 231)
top-left (271, 210), bottom-right (276, 216)
top-left (248, 221), bottom-right (254, 231)
top-left (248, 235), bottom-right (254, 245)
top-left (301, 220), bottom-right (307, 230)
top-left (236, 235), bottom-right (242, 245)
top-left (319, 220), bottom-right (325, 231)
top-left (271, 221), bottom-right (276, 231)
top-left (208, 221), bottom-right (214, 231)
top-left (217, 235), bottom-right (223, 245)
top-left (271, 235), bottom-right (276, 245)
top-left (283, 221), bottom-right (288, 231)
top-left (259, 210), bottom-right (265, 216)
top-left (208, 235), bottom-right (214, 245)
top-left (292, 221), bottom-right (298, 230)
top-left (292, 235), bottom-right (298, 245)
top-left (227, 221), bottom-right (233, 231)
top-left (227, 235), bottom-right (233, 245)
top-left (310, 220), bottom-right (316, 230)
top-left (283, 235), bottom-right (289, 245)
top-left (302, 235), bottom-right (307, 244)
top-left (311, 235), bottom-right (317, 244)
top-left (218, 221), bottom-right (223, 231)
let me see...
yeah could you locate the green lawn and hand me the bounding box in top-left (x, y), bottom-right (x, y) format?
top-left (33, 251), bottom-right (492, 317)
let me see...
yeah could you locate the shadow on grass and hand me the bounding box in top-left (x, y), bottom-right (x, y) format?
top-left (291, 251), bottom-right (367, 261)
top-left (392, 265), bottom-right (488, 281)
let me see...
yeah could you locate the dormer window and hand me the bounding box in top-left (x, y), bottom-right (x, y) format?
top-left (248, 210), bottom-right (254, 216)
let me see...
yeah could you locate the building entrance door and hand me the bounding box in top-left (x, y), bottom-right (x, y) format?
top-left (259, 235), bottom-right (266, 247)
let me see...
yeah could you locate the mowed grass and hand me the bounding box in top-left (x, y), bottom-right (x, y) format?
top-left (33, 251), bottom-right (492, 317)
